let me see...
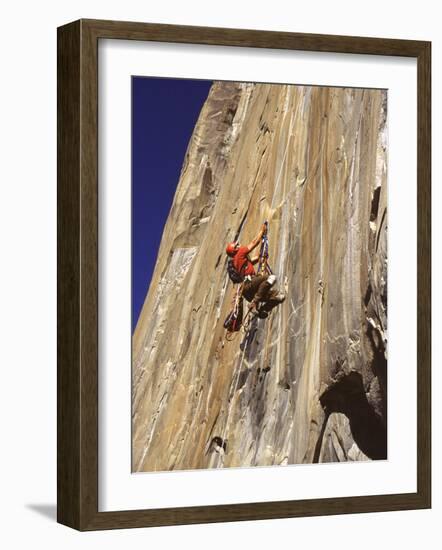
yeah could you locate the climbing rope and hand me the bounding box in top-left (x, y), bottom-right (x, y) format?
top-left (257, 221), bottom-right (273, 276)
top-left (218, 317), bottom-right (255, 462)
top-left (218, 221), bottom-right (274, 461)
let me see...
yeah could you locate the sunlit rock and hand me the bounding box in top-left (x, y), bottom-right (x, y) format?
top-left (132, 82), bottom-right (387, 472)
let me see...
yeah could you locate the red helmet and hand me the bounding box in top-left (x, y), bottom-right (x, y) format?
top-left (226, 241), bottom-right (239, 257)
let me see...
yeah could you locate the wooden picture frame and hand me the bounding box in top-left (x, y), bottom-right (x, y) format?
top-left (57, 18), bottom-right (431, 530)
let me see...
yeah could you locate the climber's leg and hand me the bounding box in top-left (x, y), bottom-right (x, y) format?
top-left (255, 283), bottom-right (286, 317)
top-left (253, 274), bottom-right (277, 304)
top-left (259, 292), bottom-right (286, 313)
top-left (242, 275), bottom-right (268, 303)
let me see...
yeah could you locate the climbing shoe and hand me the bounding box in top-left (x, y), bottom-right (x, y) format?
top-left (250, 303), bottom-right (267, 319)
top-left (251, 302), bottom-right (269, 319)
top-left (273, 292), bottom-right (286, 303)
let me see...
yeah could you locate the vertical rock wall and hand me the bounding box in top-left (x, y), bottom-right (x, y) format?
top-left (132, 81), bottom-right (387, 472)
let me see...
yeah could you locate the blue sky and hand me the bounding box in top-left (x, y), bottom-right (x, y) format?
top-left (132, 76), bottom-right (212, 332)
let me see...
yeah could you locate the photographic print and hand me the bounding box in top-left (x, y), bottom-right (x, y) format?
top-left (131, 77), bottom-right (387, 473)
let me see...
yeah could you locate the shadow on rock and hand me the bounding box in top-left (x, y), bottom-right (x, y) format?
top-left (318, 371), bottom-right (387, 460)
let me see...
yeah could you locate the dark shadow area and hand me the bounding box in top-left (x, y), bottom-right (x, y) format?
top-left (319, 371), bottom-right (387, 460)
top-left (237, 367), bottom-right (250, 390)
top-left (257, 366), bottom-right (271, 384)
top-left (363, 281), bottom-right (372, 307)
top-left (25, 504), bottom-right (57, 522)
top-left (207, 436), bottom-right (227, 454)
top-left (370, 185), bottom-right (381, 222)
top-left (312, 412), bottom-right (331, 463)
top-left (375, 207), bottom-right (387, 253)
top-left (366, 321), bottom-right (388, 422)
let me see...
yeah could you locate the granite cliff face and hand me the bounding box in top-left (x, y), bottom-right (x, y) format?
top-left (132, 81), bottom-right (387, 472)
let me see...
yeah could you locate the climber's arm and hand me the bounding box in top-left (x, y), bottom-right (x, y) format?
top-left (245, 224), bottom-right (266, 253)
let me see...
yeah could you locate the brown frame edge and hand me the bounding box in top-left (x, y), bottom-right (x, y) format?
top-left (57, 18), bottom-right (431, 531)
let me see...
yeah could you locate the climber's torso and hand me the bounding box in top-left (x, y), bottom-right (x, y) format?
top-left (233, 246), bottom-right (255, 277)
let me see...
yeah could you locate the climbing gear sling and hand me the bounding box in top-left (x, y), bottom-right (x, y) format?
top-left (223, 283), bottom-right (244, 339)
top-left (257, 221), bottom-right (273, 276)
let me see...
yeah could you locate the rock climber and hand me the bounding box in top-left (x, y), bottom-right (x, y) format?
top-left (225, 224), bottom-right (286, 318)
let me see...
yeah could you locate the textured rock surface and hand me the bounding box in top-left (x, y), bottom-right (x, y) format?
top-left (132, 81), bottom-right (387, 472)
